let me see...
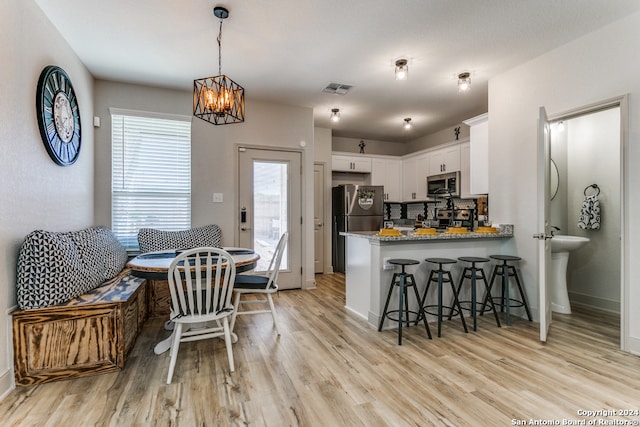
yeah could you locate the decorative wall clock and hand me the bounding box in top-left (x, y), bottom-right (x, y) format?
top-left (36, 65), bottom-right (82, 166)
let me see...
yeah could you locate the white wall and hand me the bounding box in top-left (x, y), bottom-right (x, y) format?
top-left (0, 0), bottom-right (95, 396)
top-left (566, 109), bottom-right (620, 311)
top-left (489, 11), bottom-right (640, 352)
top-left (94, 81), bottom-right (316, 289)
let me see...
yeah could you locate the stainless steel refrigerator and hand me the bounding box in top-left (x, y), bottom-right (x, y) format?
top-left (332, 184), bottom-right (384, 273)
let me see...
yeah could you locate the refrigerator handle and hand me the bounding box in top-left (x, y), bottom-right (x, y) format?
top-left (345, 190), bottom-right (350, 216)
top-left (344, 216), bottom-right (348, 233)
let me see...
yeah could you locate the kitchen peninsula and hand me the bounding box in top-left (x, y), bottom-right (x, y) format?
top-left (342, 227), bottom-right (514, 329)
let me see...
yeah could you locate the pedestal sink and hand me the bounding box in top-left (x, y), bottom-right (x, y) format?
top-left (550, 235), bottom-right (590, 314)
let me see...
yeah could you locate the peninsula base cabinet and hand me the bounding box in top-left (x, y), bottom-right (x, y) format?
top-left (343, 235), bottom-right (514, 329)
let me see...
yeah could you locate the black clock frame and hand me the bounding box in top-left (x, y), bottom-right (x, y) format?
top-left (36, 65), bottom-right (82, 166)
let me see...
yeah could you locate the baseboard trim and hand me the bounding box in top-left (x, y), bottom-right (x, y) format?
top-left (626, 336), bottom-right (640, 356)
top-left (0, 368), bottom-right (14, 402)
top-left (568, 291), bottom-right (620, 313)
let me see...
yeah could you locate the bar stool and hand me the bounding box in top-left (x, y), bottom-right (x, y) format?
top-left (481, 255), bottom-right (533, 326)
top-left (378, 259), bottom-right (432, 345)
top-left (448, 257), bottom-right (501, 331)
top-left (421, 258), bottom-right (468, 337)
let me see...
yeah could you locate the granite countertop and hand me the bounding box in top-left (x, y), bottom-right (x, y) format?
top-left (341, 225), bottom-right (514, 242)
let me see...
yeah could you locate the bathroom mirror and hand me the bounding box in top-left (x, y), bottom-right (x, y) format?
top-left (550, 159), bottom-right (559, 200)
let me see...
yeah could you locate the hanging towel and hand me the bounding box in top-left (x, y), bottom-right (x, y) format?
top-left (578, 194), bottom-right (600, 230)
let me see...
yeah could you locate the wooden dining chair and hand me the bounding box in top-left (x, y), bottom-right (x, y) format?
top-left (230, 232), bottom-right (288, 336)
top-left (165, 247), bottom-right (236, 384)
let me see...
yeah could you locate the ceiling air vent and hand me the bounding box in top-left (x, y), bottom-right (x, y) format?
top-left (322, 83), bottom-right (353, 95)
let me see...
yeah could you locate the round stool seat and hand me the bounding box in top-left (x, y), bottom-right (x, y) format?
top-left (388, 258), bottom-right (420, 266)
top-left (458, 256), bottom-right (490, 264)
top-left (425, 257), bottom-right (456, 265)
top-left (490, 255), bottom-right (521, 262)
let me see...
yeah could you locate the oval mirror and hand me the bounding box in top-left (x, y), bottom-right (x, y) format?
top-left (550, 159), bottom-right (559, 200)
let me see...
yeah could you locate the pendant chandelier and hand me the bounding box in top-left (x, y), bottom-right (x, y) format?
top-left (193, 6), bottom-right (245, 125)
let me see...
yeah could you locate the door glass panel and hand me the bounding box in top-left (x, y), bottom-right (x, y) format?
top-left (253, 160), bottom-right (289, 271)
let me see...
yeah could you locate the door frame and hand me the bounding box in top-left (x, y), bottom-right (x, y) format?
top-left (537, 107), bottom-right (552, 342)
top-left (543, 94), bottom-right (629, 350)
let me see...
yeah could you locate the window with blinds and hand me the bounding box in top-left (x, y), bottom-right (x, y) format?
top-left (111, 111), bottom-right (191, 251)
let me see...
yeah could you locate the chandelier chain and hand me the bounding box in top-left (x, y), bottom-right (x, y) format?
top-left (217, 19), bottom-right (223, 75)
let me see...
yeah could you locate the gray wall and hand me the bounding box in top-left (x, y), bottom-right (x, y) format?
top-left (94, 81), bottom-right (316, 289)
top-left (489, 11), bottom-right (640, 352)
top-left (332, 125), bottom-right (471, 157)
top-left (1, 0), bottom-right (95, 394)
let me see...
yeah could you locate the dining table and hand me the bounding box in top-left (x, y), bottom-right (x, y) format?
top-left (127, 247), bottom-right (260, 354)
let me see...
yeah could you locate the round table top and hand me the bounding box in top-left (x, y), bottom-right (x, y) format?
top-left (127, 247), bottom-right (260, 276)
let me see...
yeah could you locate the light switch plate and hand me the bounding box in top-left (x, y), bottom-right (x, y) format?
top-left (213, 193), bottom-right (223, 203)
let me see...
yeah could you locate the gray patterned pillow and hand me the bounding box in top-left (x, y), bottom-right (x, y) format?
top-left (137, 224), bottom-right (222, 253)
top-left (16, 227), bottom-right (127, 310)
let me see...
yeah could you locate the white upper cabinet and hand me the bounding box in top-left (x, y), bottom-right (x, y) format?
top-left (371, 158), bottom-right (402, 202)
top-left (460, 141), bottom-right (473, 198)
top-left (429, 144), bottom-right (460, 174)
top-left (463, 113), bottom-right (489, 194)
top-left (402, 153), bottom-right (429, 201)
top-left (332, 154), bottom-right (372, 173)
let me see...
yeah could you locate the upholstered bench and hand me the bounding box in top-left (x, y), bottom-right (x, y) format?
top-left (136, 224), bottom-right (222, 316)
top-left (12, 226), bottom-right (148, 385)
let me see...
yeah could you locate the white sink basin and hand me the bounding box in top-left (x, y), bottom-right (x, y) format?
top-left (551, 235), bottom-right (590, 253)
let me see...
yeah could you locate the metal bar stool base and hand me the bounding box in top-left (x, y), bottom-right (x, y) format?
top-left (378, 259), bottom-right (432, 345)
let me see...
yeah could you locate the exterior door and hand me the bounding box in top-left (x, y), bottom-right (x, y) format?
top-left (537, 107), bottom-right (553, 342)
top-left (314, 163), bottom-right (325, 274)
top-left (238, 147), bottom-right (302, 289)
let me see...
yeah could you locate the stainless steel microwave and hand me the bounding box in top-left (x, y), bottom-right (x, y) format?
top-left (427, 171), bottom-right (460, 197)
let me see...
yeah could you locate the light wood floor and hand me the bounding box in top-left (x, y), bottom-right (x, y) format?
top-left (2, 273), bottom-right (639, 426)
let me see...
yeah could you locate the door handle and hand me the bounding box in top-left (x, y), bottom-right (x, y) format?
top-left (241, 227), bottom-right (251, 231)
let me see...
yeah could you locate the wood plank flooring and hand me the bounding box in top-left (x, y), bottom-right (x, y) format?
top-left (2, 273), bottom-right (639, 426)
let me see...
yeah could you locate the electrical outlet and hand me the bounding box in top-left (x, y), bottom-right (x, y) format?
top-left (213, 193), bottom-right (223, 203)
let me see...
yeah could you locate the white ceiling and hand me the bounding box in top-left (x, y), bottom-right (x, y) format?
top-left (35, 0), bottom-right (640, 143)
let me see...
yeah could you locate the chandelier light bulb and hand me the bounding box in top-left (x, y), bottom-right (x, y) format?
top-left (395, 59), bottom-right (408, 80)
top-left (403, 118), bottom-right (412, 130)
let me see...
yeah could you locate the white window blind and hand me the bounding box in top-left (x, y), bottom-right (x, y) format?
top-left (111, 112), bottom-right (191, 251)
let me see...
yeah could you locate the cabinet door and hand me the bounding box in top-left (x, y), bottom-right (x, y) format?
top-left (351, 157), bottom-right (372, 173)
top-left (372, 158), bottom-right (401, 201)
top-left (429, 145), bottom-right (460, 173)
top-left (402, 157), bottom-right (417, 201)
top-left (414, 154), bottom-right (430, 200)
top-left (460, 142), bottom-right (472, 198)
top-left (385, 160), bottom-right (401, 201)
top-left (331, 154), bottom-right (372, 172)
top-left (469, 120), bottom-right (489, 194)
top-left (332, 155), bottom-right (352, 172)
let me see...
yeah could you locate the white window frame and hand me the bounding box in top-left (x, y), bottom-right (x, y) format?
top-left (110, 108), bottom-right (192, 251)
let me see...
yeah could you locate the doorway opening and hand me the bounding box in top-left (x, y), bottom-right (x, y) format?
top-left (546, 96), bottom-right (628, 350)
